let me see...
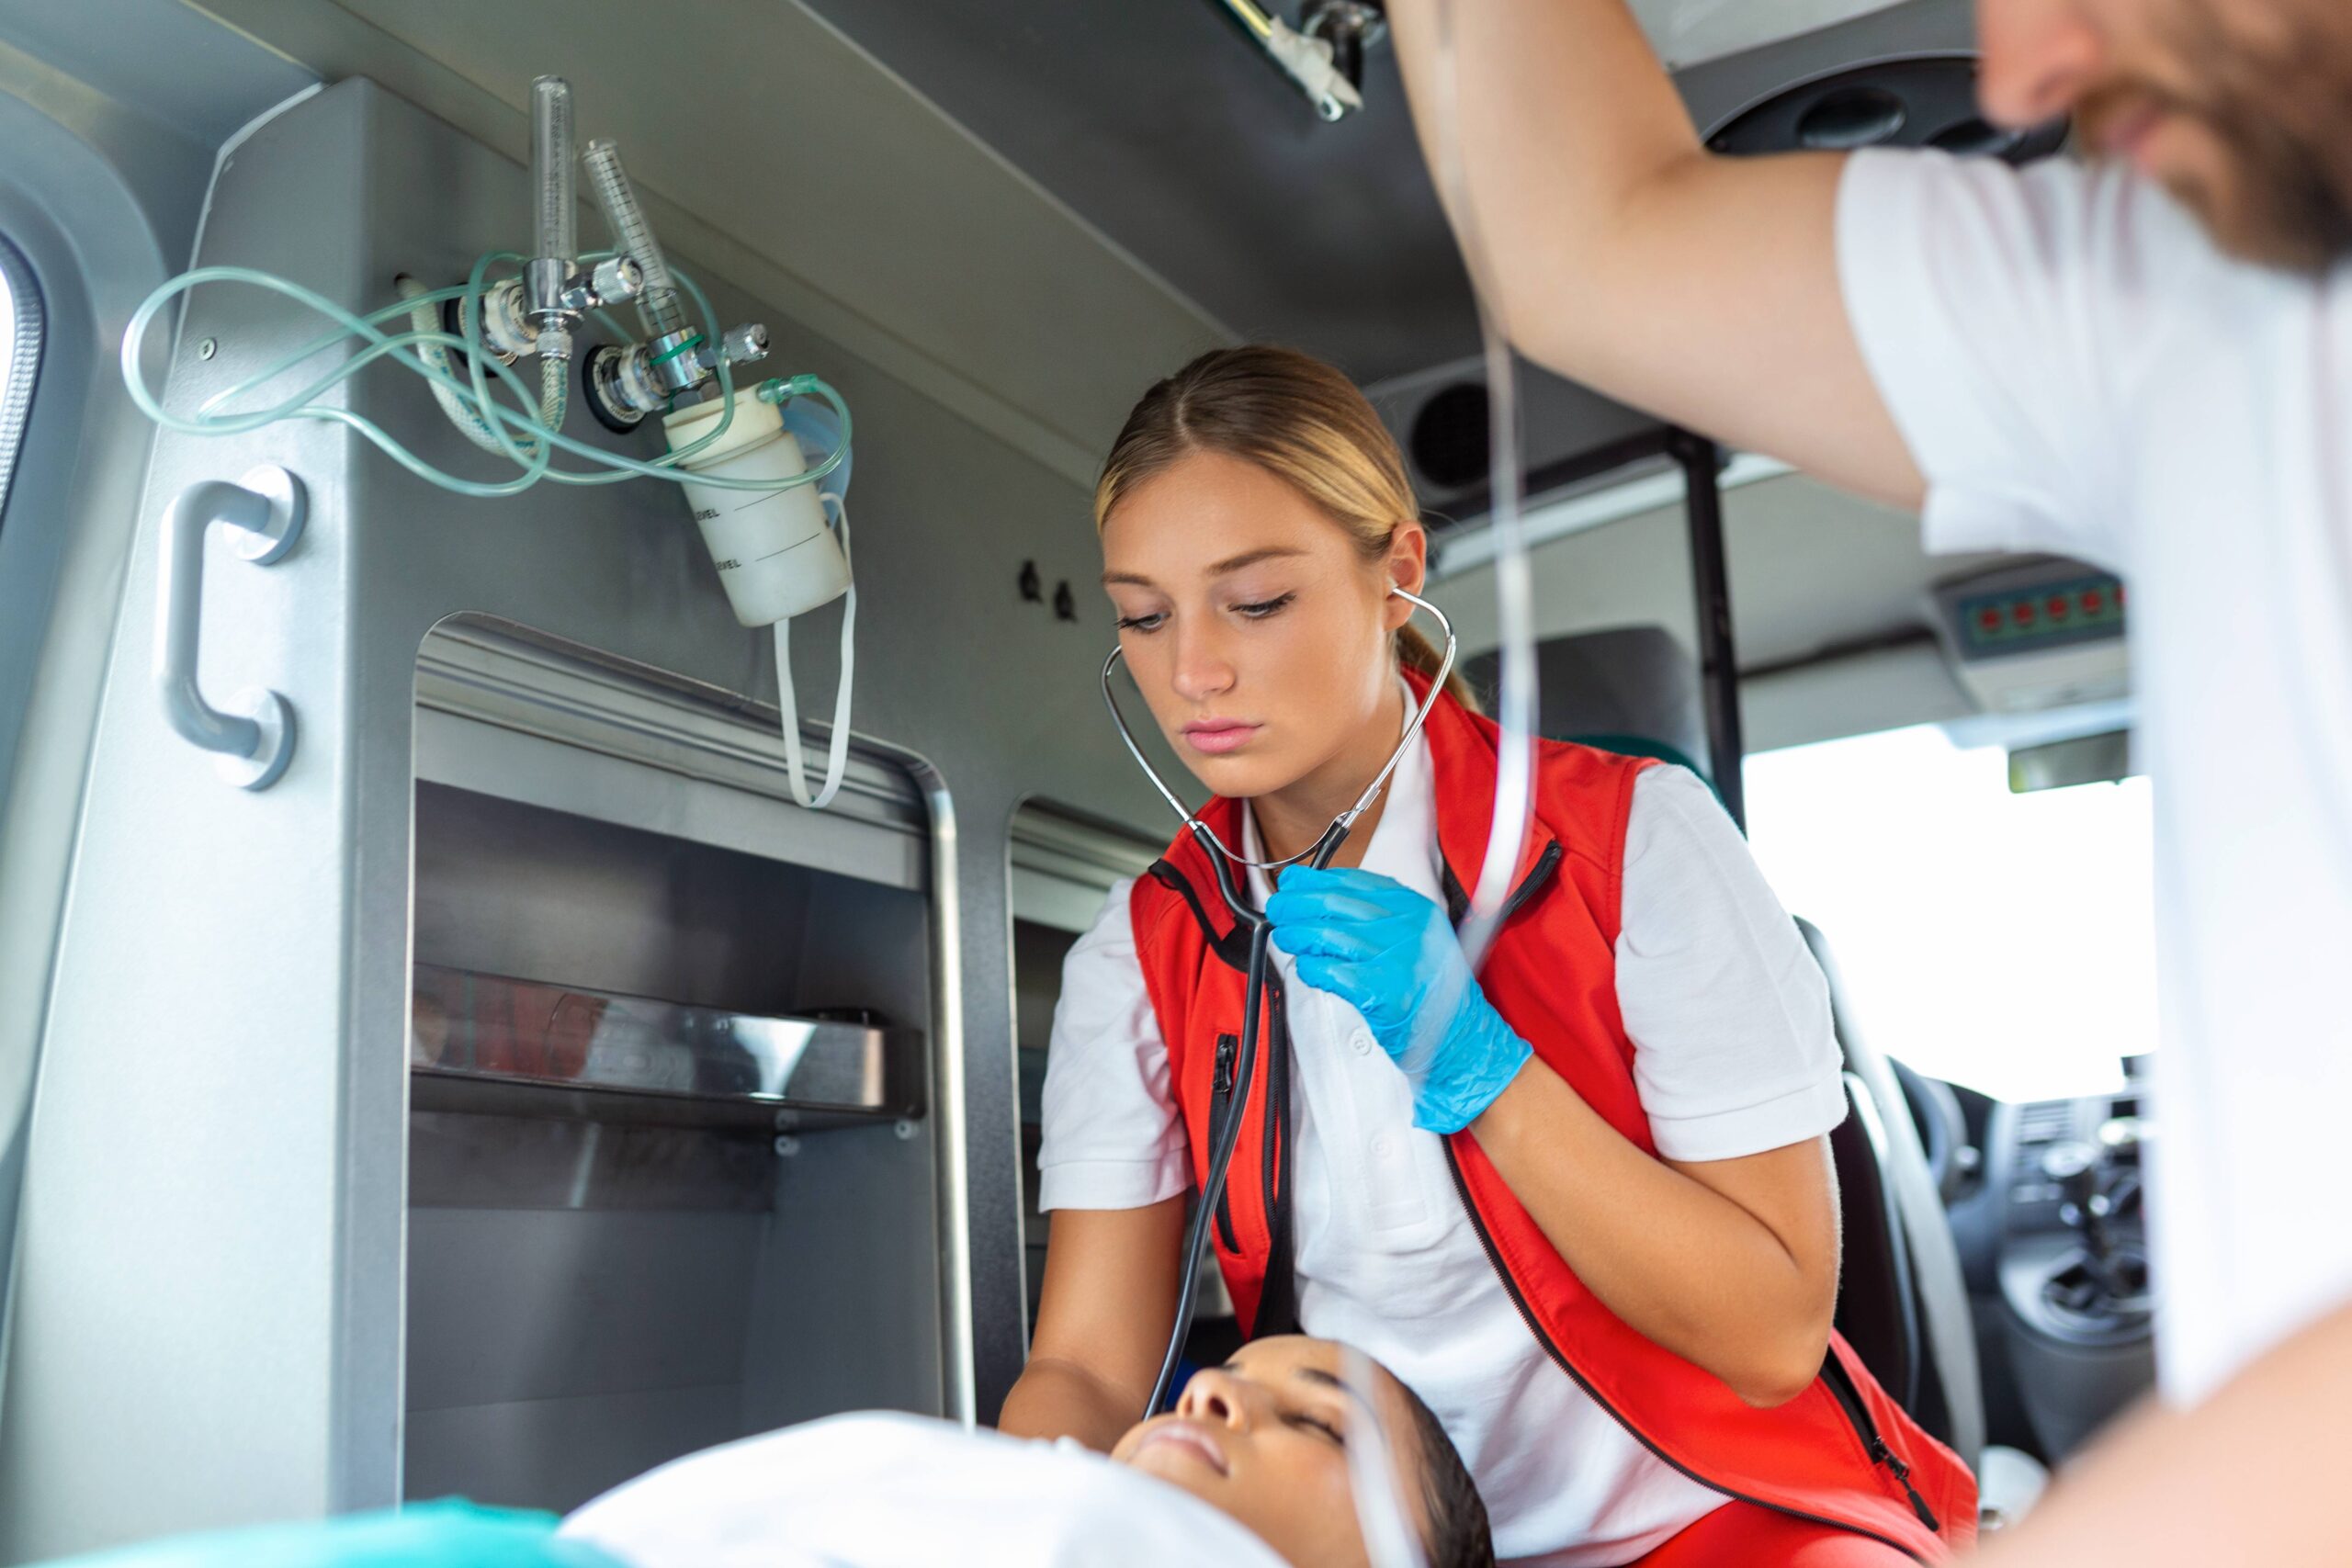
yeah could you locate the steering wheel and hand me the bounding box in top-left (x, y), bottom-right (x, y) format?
top-left (1890, 1055), bottom-right (1969, 1201)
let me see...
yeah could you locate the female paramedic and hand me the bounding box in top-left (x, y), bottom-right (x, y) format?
top-left (997, 346), bottom-right (1973, 1566)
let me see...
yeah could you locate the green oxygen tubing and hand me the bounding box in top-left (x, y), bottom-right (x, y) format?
top-left (120, 253), bottom-right (862, 812)
top-left (118, 254), bottom-right (850, 501)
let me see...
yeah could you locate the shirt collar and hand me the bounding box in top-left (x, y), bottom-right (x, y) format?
top-left (1242, 678), bottom-right (1442, 907)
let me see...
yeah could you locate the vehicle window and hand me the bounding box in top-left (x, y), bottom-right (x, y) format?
top-left (0, 236), bottom-right (40, 534)
top-left (1745, 723), bottom-right (2154, 1102)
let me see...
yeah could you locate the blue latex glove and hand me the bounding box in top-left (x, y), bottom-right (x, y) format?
top-left (44, 1500), bottom-right (626, 1568)
top-left (1266, 866), bottom-right (1532, 1134)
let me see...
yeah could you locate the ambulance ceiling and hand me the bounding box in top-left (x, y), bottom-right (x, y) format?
top-left (175, 0), bottom-right (2003, 723)
top-left (1629, 0), bottom-right (1914, 70)
top-left (791, 0), bottom-right (1974, 383)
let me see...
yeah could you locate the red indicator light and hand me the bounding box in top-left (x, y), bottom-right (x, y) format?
top-left (2048, 596), bottom-right (2071, 620)
top-left (2115, 583), bottom-right (2127, 606)
top-left (1978, 608), bottom-right (2002, 632)
top-left (2084, 589), bottom-right (2106, 614)
top-left (2013, 602), bottom-right (2037, 626)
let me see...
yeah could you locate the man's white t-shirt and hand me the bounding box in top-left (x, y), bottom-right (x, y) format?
top-left (1837, 149), bottom-right (2352, 1404)
top-left (560, 1413), bottom-right (1286, 1568)
top-left (1037, 721), bottom-right (1849, 1566)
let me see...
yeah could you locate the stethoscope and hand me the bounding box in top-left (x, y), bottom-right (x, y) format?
top-left (1099, 586), bottom-right (1460, 1416)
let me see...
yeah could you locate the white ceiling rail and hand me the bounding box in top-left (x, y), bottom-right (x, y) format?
top-left (1431, 450), bottom-right (1791, 580)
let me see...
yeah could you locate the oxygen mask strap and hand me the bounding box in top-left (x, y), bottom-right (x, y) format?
top-left (773, 492), bottom-right (856, 810)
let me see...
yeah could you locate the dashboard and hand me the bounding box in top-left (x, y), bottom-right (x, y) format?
top-left (1941, 1073), bottom-right (2158, 1463)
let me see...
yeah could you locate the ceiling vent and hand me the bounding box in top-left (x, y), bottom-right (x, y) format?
top-left (1707, 56), bottom-right (2068, 164)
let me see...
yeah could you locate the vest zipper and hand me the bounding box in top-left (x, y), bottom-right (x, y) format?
top-left (1498, 840), bottom-right (1565, 924)
top-left (1210, 1033), bottom-right (1239, 1253)
top-left (1441, 1145), bottom-right (1929, 1563)
top-left (1820, 1352), bottom-right (1941, 1532)
top-left (1440, 840), bottom-right (1565, 931)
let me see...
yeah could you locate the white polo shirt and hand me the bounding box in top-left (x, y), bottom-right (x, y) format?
top-left (1037, 726), bottom-right (1848, 1566)
top-left (1837, 149), bottom-right (2352, 1404)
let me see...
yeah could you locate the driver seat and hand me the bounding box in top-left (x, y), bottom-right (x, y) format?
top-left (1799, 919), bottom-right (1985, 1470)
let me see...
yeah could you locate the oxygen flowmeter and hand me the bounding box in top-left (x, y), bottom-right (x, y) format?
top-left (119, 73), bottom-right (861, 807)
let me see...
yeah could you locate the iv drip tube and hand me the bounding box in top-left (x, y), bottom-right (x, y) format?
top-left (1427, 0), bottom-right (1539, 971)
top-left (1340, 1342), bottom-right (1430, 1568)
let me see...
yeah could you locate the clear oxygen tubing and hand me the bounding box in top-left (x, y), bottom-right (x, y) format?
top-left (1428, 0), bottom-right (1539, 974)
top-left (125, 269), bottom-right (558, 500)
top-left (121, 257), bottom-right (849, 500)
top-left (772, 491), bottom-right (857, 811)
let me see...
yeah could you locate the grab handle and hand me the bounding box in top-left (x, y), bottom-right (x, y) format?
top-left (154, 464), bottom-right (305, 790)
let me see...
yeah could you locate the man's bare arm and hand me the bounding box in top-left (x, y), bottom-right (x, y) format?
top-left (1385, 0), bottom-right (1924, 509)
top-left (1971, 1300), bottom-right (2352, 1562)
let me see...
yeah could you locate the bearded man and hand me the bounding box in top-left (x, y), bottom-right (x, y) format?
top-left (1383, 2), bottom-right (2352, 1559)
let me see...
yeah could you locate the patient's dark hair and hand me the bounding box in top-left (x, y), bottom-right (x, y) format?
top-left (1395, 1374), bottom-right (1495, 1568)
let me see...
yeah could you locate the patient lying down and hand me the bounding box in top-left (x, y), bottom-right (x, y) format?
top-left (45, 1337), bottom-right (1489, 1568)
top-left (564, 1335), bottom-right (1495, 1568)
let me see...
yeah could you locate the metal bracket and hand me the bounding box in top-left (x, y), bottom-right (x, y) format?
top-left (153, 464), bottom-right (306, 790)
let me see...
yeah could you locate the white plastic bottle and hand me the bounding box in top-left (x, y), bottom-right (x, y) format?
top-left (663, 392), bottom-right (850, 627)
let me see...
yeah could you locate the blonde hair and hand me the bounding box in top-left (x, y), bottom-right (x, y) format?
top-left (1094, 345), bottom-right (1476, 710)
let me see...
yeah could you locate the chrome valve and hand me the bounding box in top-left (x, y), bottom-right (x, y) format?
top-left (558, 254), bottom-right (647, 314)
top-left (720, 322), bottom-right (770, 367)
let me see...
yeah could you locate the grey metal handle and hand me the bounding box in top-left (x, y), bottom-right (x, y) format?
top-left (154, 464), bottom-right (305, 790)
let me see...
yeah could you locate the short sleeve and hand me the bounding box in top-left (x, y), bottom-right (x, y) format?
top-left (1838, 148), bottom-right (2188, 575)
top-left (1035, 878), bottom-right (1191, 1212)
top-left (1614, 767), bottom-right (1847, 1163)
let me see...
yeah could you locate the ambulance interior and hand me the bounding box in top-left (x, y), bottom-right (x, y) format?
top-left (0, 0), bottom-right (2155, 1558)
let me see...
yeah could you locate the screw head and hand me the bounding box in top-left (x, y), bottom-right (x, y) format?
top-left (774, 1134), bottom-right (801, 1156)
top-left (894, 1119), bottom-right (917, 1141)
top-left (197, 337), bottom-right (218, 360)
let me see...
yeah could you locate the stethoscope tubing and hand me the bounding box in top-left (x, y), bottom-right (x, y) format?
top-left (1107, 589), bottom-right (1459, 1417)
top-left (1099, 588), bottom-right (1460, 874)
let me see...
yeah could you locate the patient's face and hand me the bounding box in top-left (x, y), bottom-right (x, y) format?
top-left (1110, 1336), bottom-right (1430, 1568)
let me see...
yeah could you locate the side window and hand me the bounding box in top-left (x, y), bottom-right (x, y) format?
top-left (0, 235), bottom-right (42, 536)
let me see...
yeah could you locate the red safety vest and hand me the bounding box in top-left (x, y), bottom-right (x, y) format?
top-left (1128, 674), bottom-right (1976, 1562)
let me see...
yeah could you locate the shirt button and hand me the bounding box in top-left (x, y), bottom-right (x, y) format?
top-left (1371, 1132), bottom-right (1396, 1161)
top-left (1351, 1031), bottom-right (1374, 1055)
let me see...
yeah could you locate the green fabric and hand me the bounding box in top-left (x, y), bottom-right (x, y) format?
top-left (40, 1500), bottom-right (628, 1568)
top-left (1568, 733), bottom-right (1725, 808)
